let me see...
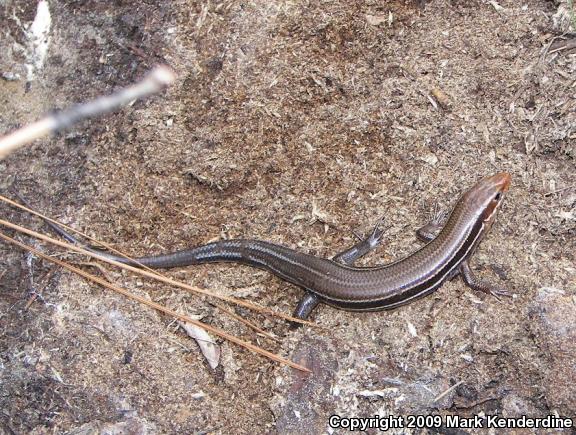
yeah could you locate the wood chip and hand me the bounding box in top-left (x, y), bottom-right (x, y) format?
top-left (179, 317), bottom-right (221, 370)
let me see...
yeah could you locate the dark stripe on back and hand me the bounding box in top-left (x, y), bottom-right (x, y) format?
top-left (327, 219), bottom-right (484, 311)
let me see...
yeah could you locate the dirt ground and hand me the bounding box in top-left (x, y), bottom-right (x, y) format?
top-left (1, 0), bottom-right (575, 433)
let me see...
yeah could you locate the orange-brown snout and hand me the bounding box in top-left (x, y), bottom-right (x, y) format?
top-left (490, 172), bottom-right (511, 192)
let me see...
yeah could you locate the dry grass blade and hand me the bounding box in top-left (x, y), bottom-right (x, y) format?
top-left (0, 201), bottom-right (317, 328)
top-left (1, 192), bottom-right (161, 267)
top-left (0, 231), bottom-right (310, 373)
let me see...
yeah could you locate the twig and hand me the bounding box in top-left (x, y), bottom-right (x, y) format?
top-left (0, 231), bottom-right (310, 372)
top-left (549, 39), bottom-right (576, 55)
top-left (0, 65), bottom-right (175, 159)
top-left (544, 184), bottom-right (575, 196)
top-left (0, 214), bottom-right (317, 327)
top-left (539, 32), bottom-right (573, 64)
top-left (432, 380), bottom-right (464, 403)
top-left (454, 395), bottom-right (500, 410)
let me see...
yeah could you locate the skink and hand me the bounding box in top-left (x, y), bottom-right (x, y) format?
top-left (47, 172), bottom-right (512, 320)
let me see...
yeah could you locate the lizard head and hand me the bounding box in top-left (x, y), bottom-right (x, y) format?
top-left (465, 172), bottom-right (511, 225)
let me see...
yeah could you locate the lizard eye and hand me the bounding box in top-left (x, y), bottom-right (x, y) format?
top-left (494, 192), bottom-right (502, 201)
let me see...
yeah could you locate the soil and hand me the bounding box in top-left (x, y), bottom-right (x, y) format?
top-left (0, 0), bottom-right (575, 433)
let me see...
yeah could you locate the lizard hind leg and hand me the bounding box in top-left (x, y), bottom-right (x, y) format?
top-left (289, 292), bottom-right (321, 329)
top-left (292, 292), bottom-right (320, 320)
top-left (290, 218), bottom-right (386, 328)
